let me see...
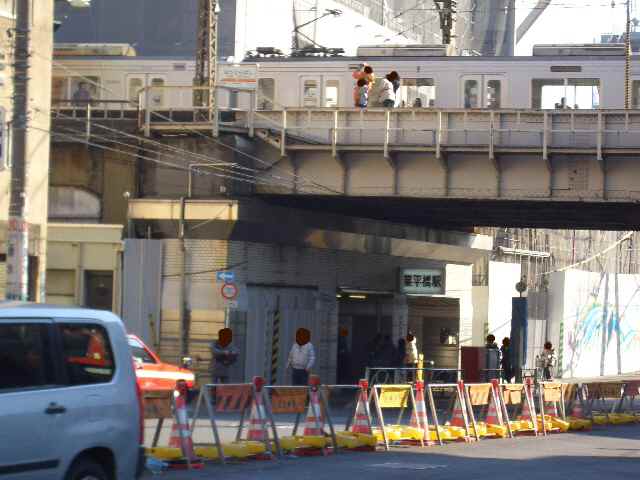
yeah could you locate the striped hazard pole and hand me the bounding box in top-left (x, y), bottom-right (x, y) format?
top-left (271, 305), bottom-right (280, 384)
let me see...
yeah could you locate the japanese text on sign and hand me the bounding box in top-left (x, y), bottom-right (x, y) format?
top-left (378, 386), bottom-right (410, 408)
top-left (399, 268), bottom-right (444, 295)
top-left (270, 388), bottom-right (307, 414)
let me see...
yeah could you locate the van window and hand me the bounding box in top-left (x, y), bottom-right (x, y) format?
top-left (464, 79), bottom-right (479, 108)
top-left (59, 324), bottom-right (115, 385)
top-left (258, 78), bottom-right (275, 110)
top-left (324, 80), bottom-right (339, 107)
top-left (399, 78), bottom-right (436, 108)
top-left (128, 337), bottom-right (156, 364)
top-left (0, 324), bottom-right (56, 391)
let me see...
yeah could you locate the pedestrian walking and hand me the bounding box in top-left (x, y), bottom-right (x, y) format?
top-left (500, 337), bottom-right (513, 383)
top-left (287, 328), bottom-right (316, 386)
top-left (210, 328), bottom-right (239, 383)
top-left (404, 332), bottom-right (418, 382)
top-left (337, 327), bottom-right (351, 384)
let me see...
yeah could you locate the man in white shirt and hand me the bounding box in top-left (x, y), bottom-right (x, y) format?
top-left (287, 328), bottom-right (315, 386)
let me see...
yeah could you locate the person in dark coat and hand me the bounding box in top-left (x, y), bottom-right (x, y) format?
top-left (500, 337), bottom-right (513, 383)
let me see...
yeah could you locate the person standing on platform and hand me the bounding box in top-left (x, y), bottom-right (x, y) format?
top-left (404, 332), bottom-right (418, 382)
top-left (501, 337), bottom-right (513, 383)
top-left (287, 328), bottom-right (316, 386)
top-left (541, 341), bottom-right (556, 380)
top-left (211, 328), bottom-right (239, 383)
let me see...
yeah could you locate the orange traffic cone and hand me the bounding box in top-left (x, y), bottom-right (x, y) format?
top-left (410, 380), bottom-right (433, 444)
top-left (303, 375), bottom-right (324, 436)
top-left (571, 401), bottom-right (585, 418)
top-left (520, 394), bottom-right (533, 420)
top-left (545, 401), bottom-right (559, 418)
top-left (351, 379), bottom-right (373, 434)
top-left (167, 380), bottom-right (200, 468)
top-left (247, 377), bottom-right (269, 442)
top-left (450, 383), bottom-right (468, 428)
top-left (487, 380), bottom-right (503, 426)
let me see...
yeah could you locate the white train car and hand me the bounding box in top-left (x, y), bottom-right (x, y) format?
top-left (51, 43), bottom-right (639, 114)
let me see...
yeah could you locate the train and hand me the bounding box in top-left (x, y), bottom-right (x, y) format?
top-left (51, 43), bottom-right (639, 113)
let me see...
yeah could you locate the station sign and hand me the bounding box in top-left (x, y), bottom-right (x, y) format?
top-left (219, 64), bottom-right (257, 90)
top-left (399, 268), bottom-right (445, 295)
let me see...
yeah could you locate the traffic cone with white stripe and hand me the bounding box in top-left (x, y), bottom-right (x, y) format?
top-left (545, 401), bottom-right (559, 418)
top-left (571, 401), bottom-right (585, 419)
top-left (351, 379), bottom-right (373, 434)
top-left (247, 377), bottom-right (269, 442)
top-left (303, 375), bottom-right (324, 436)
top-left (410, 380), bottom-right (434, 445)
top-left (486, 380), bottom-right (503, 426)
top-left (167, 380), bottom-right (202, 469)
top-left (450, 382), bottom-right (468, 428)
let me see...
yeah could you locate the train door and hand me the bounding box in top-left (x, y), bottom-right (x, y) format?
top-left (461, 75), bottom-right (505, 108)
top-left (127, 74), bottom-right (167, 108)
top-left (299, 76), bottom-right (321, 107)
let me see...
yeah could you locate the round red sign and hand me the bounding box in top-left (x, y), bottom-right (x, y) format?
top-left (221, 282), bottom-right (238, 300)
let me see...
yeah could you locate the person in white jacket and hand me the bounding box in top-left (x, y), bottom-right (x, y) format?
top-left (287, 328), bottom-right (316, 385)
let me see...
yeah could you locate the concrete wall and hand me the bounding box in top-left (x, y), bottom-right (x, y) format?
top-left (0, 1), bottom-right (53, 299)
top-left (548, 269), bottom-right (640, 378)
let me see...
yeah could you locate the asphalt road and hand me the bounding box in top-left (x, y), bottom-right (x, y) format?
top-left (144, 426), bottom-right (640, 479)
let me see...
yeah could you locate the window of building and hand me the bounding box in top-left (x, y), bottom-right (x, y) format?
top-left (324, 80), bottom-right (339, 107)
top-left (0, 0), bottom-right (14, 18)
top-left (398, 78), bottom-right (436, 108)
top-left (257, 78), bottom-right (275, 110)
top-left (128, 337), bottom-right (156, 364)
top-left (84, 270), bottom-right (113, 311)
top-left (487, 80), bottom-right (501, 108)
top-left (464, 79), bottom-right (480, 108)
top-left (0, 323), bottom-right (56, 391)
top-left (532, 78), bottom-right (600, 109)
top-left (59, 324), bottom-right (115, 385)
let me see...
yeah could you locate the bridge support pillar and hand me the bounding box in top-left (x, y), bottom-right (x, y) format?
top-left (386, 153), bottom-right (398, 195)
top-left (437, 152), bottom-right (449, 196)
top-left (335, 153), bottom-right (349, 195)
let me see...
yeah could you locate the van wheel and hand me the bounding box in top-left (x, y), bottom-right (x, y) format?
top-left (65, 459), bottom-right (109, 480)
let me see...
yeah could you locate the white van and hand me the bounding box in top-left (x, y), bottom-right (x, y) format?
top-left (0, 304), bottom-right (144, 480)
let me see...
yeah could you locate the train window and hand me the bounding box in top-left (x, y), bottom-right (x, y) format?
top-left (150, 78), bottom-right (165, 107)
top-left (487, 80), bottom-right (501, 109)
top-left (52, 77), bottom-right (68, 100)
top-left (399, 78), bottom-right (435, 108)
top-left (302, 79), bottom-right (319, 107)
top-left (324, 80), bottom-right (339, 108)
top-left (532, 78), bottom-right (600, 109)
top-left (128, 78), bottom-right (144, 104)
top-left (566, 79), bottom-right (599, 109)
top-left (633, 81), bottom-right (640, 108)
top-left (69, 77), bottom-right (100, 105)
top-left (257, 78), bottom-right (275, 110)
top-left (464, 80), bottom-right (479, 108)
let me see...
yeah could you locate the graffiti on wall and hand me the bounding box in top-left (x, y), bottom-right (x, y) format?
top-left (561, 270), bottom-right (640, 378)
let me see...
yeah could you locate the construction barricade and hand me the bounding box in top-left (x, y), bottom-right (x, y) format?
top-left (498, 378), bottom-right (540, 436)
top-left (537, 382), bottom-right (569, 433)
top-left (424, 381), bottom-right (478, 443)
top-left (616, 380), bottom-right (640, 421)
top-left (144, 381), bottom-right (204, 470)
top-left (323, 380), bottom-right (378, 452)
top-left (463, 380), bottom-right (513, 439)
top-left (264, 375), bottom-right (337, 456)
top-left (368, 382), bottom-right (429, 449)
top-left (564, 383), bottom-right (593, 430)
top-left (189, 377), bottom-right (280, 464)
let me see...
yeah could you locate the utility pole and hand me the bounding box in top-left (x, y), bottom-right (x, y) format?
top-left (6, 0), bottom-right (30, 301)
top-left (625, 0), bottom-right (632, 109)
top-left (195, 0), bottom-right (218, 135)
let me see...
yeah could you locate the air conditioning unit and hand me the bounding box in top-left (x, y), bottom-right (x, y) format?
top-left (357, 44), bottom-right (448, 57)
top-left (68, 0), bottom-right (92, 7)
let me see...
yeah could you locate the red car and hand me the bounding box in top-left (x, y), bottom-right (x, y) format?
top-left (127, 334), bottom-right (195, 391)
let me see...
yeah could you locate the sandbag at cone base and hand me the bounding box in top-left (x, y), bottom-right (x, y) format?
top-left (568, 417), bottom-right (593, 430)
